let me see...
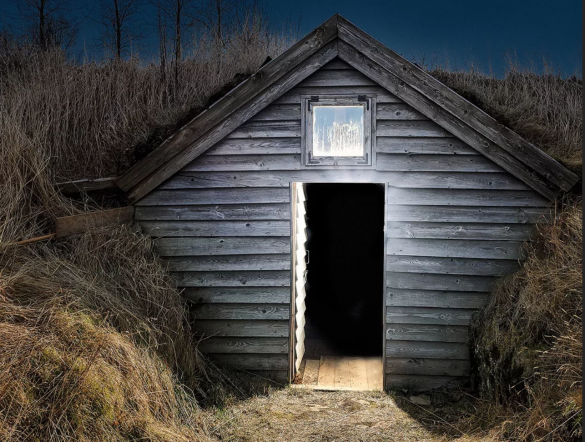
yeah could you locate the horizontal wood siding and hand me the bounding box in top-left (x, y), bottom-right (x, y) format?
top-left (136, 60), bottom-right (549, 388)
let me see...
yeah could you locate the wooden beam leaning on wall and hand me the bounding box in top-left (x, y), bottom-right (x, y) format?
top-left (55, 207), bottom-right (135, 238)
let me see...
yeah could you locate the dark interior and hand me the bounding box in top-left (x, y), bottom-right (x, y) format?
top-left (303, 183), bottom-right (385, 357)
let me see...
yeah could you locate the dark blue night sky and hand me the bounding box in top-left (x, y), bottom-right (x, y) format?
top-left (0, 0), bottom-right (581, 76)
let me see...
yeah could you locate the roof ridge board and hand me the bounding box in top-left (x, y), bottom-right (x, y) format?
top-left (336, 15), bottom-right (578, 191)
top-left (116, 14), bottom-right (339, 193)
top-left (338, 39), bottom-right (560, 200)
top-left (126, 40), bottom-right (339, 203)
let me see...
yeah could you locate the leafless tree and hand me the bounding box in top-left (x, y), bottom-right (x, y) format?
top-left (96, 0), bottom-right (145, 59)
top-left (14, 0), bottom-right (77, 50)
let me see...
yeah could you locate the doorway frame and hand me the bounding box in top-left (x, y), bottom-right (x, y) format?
top-left (288, 182), bottom-right (388, 389)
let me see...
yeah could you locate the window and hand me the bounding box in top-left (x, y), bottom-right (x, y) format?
top-left (302, 95), bottom-right (374, 167)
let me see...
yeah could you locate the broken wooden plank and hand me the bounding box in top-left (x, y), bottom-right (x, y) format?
top-left (56, 177), bottom-right (118, 195)
top-left (55, 206), bottom-right (135, 238)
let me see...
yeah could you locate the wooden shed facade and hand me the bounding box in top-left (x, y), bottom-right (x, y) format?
top-left (117, 15), bottom-right (578, 391)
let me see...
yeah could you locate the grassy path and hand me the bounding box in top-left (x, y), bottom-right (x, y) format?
top-left (204, 388), bottom-right (494, 442)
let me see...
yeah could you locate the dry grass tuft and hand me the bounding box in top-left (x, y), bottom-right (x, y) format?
top-left (432, 66), bottom-right (583, 173)
top-left (470, 201), bottom-right (582, 441)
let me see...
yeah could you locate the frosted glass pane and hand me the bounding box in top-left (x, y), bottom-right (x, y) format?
top-left (312, 106), bottom-right (364, 157)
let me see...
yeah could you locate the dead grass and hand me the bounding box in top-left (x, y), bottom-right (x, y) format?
top-left (432, 66), bottom-right (582, 173)
top-left (469, 201), bottom-right (582, 441)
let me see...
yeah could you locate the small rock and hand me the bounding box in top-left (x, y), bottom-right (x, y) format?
top-left (409, 394), bottom-right (431, 406)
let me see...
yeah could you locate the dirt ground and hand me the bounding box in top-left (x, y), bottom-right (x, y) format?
top-left (204, 387), bottom-right (496, 442)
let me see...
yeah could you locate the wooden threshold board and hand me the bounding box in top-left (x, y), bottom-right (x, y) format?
top-left (292, 356), bottom-right (383, 391)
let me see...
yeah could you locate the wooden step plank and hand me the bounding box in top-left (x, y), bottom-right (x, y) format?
top-left (348, 358), bottom-right (369, 390)
top-left (183, 287), bottom-right (290, 304)
top-left (303, 359), bottom-right (320, 385)
top-left (155, 237), bottom-right (290, 256)
top-left (318, 356), bottom-right (336, 387)
top-left (198, 337), bottom-right (289, 354)
top-left (334, 357), bottom-right (352, 389)
top-left (386, 307), bottom-right (474, 326)
top-left (366, 358), bottom-right (384, 390)
top-left (194, 320), bottom-right (289, 337)
top-left (135, 204), bottom-right (290, 221)
top-left (386, 288), bottom-right (489, 309)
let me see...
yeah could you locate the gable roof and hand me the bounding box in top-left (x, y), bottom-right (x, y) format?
top-left (117, 14), bottom-right (579, 203)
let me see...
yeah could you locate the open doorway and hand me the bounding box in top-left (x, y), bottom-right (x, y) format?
top-left (292, 183), bottom-right (385, 390)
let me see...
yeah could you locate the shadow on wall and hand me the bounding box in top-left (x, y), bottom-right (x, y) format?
top-left (303, 183), bottom-right (385, 358)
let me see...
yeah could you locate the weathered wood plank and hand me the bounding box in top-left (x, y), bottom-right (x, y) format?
top-left (385, 324), bottom-right (469, 342)
top-left (377, 154), bottom-right (503, 172)
top-left (55, 207), bottom-right (135, 238)
top-left (385, 374), bottom-right (467, 391)
top-left (376, 137), bottom-right (478, 155)
top-left (183, 155), bottom-right (302, 172)
top-left (338, 16), bottom-right (577, 192)
top-left (377, 103), bottom-right (427, 120)
top-left (386, 205), bottom-right (548, 224)
top-left (298, 69), bottom-right (377, 87)
top-left (141, 220), bottom-right (290, 237)
top-left (387, 272), bottom-right (497, 292)
top-left (386, 288), bottom-right (490, 309)
top-left (386, 222), bottom-right (534, 241)
top-left (205, 138), bottom-right (301, 155)
top-left (386, 307), bottom-right (474, 326)
top-left (166, 254), bottom-right (290, 272)
top-left (194, 319), bottom-right (289, 337)
top-left (159, 171), bottom-right (530, 190)
top-left (117, 15), bottom-right (338, 193)
top-left (135, 204), bottom-right (290, 221)
top-left (227, 121), bottom-right (301, 138)
top-left (251, 104), bottom-right (301, 121)
top-left (337, 39), bottom-right (561, 199)
top-left (192, 303), bottom-right (290, 320)
top-left (208, 354), bottom-right (289, 371)
top-left (386, 255), bottom-right (519, 276)
top-left (274, 86), bottom-right (401, 104)
top-left (385, 341), bottom-right (469, 359)
top-left (386, 188), bottom-right (549, 207)
top-left (57, 177), bottom-right (118, 195)
top-left (183, 287), bottom-right (290, 304)
top-left (175, 271), bottom-right (290, 287)
top-left (385, 358), bottom-right (471, 376)
top-left (387, 238), bottom-right (522, 260)
top-left (155, 237), bottom-right (290, 256)
top-left (136, 188), bottom-right (290, 206)
top-left (377, 120), bottom-right (450, 137)
top-left (198, 337), bottom-right (289, 353)
top-left (321, 58), bottom-right (353, 69)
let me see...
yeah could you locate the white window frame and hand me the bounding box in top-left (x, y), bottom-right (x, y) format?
top-left (301, 95), bottom-right (375, 168)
